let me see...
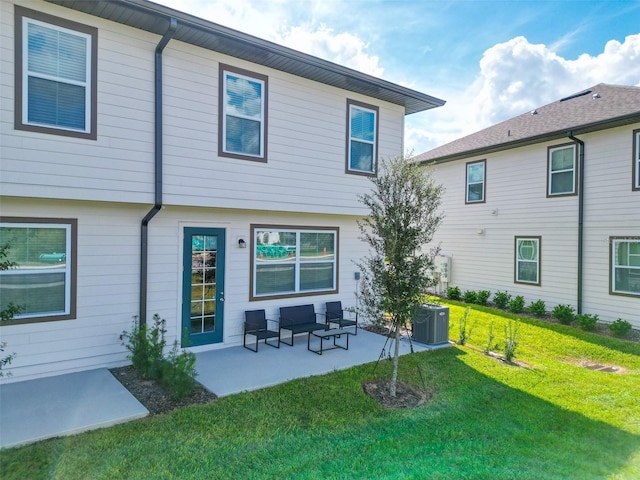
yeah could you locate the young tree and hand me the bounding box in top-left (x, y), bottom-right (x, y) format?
top-left (357, 154), bottom-right (443, 397)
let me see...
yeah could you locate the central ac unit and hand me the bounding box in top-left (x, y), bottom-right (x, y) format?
top-left (411, 304), bottom-right (450, 345)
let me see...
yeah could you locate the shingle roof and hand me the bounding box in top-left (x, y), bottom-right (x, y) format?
top-left (416, 83), bottom-right (640, 164)
top-left (45, 0), bottom-right (445, 115)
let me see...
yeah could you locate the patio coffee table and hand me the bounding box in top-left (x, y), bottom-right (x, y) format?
top-left (308, 328), bottom-right (351, 355)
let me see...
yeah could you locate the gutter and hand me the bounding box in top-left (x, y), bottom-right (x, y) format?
top-left (568, 132), bottom-right (585, 315)
top-left (139, 17), bottom-right (178, 327)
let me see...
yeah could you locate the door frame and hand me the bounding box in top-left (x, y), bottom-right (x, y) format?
top-left (181, 227), bottom-right (226, 347)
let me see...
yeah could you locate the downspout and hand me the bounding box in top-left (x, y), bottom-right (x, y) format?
top-left (140, 18), bottom-right (177, 327)
top-left (568, 131), bottom-right (585, 315)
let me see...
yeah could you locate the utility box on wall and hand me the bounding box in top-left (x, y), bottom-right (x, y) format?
top-left (412, 304), bottom-right (450, 346)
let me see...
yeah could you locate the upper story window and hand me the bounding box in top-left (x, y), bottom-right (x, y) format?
top-left (346, 100), bottom-right (378, 175)
top-left (633, 129), bottom-right (640, 191)
top-left (515, 236), bottom-right (541, 285)
top-left (250, 225), bottom-right (338, 300)
top-left (465, 160), bottom-right (486, 203)
top-left (547, 144), bottom-right (576, 196)
top-left (219, 64), bottom-right (268, 162)
top-left (0, 217), bottom-right (77, 325)
top-left (15, 6), bottom-right (97, 139)
top-left (610, 237), bottom-right (640, 297)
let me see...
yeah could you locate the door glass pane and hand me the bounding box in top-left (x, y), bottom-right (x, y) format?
top-left (190, 235), bottom-right (217, 335)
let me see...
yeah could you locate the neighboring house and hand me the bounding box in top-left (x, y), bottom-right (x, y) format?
top-left (416, 83), bottom-right (640, 328)
top-left (0, 0), bottom-right (444, 382)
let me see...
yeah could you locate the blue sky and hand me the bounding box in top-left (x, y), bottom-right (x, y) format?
top-left (154, 0), bottom-right (640, 153)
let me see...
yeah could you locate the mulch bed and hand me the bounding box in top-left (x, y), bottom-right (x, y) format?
top-left (109, 365), bottom-right (217, 416)
top-left (362, 379), bottom-right (431, 409)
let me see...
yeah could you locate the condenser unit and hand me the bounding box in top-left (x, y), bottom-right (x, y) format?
top-left (412, 304), bottom-right (450, 345)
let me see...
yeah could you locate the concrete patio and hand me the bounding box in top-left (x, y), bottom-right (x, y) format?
top-left (1, 330), bottom-right (446, 449)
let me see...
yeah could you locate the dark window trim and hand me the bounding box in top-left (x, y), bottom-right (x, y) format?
top-left (218, 63), bottom-right (268, 162)
top-left (465, 159), bottom-right (486, 204)
top-left (546, 143), bottom-right (577, 198)
top-left (609, 236), bottom-right (640, 298)
top-left (249, 224), bottom-right (339, 301)
top-left (0, 216), bottom-right (77, 325)
top-left (345, 99), bottom-right (379, 177)
top-left (14, 6), bottom-right (98, 140)
top-left (514, 236), bottom-right (541, 286)
top-left (633, 129), bottom-right (640, 191)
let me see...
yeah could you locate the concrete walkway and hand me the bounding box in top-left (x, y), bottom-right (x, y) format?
top-left (1, 330), bottom-right (446, 449)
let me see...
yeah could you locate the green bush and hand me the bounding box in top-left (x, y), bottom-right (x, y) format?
top-left (527, 299), bottom-right (546, 318)
top-left (476, 290), bottom-right (491, 306)
top-left (504, 319), bottom-right (520, 363)
top-left (608, 318), bottom-right (632, 337)
top-left (463, 290), bottom-right (477, 304)
top-left (552, 304), bottom-right (575, 325)
top-left (508, 295), bottom-right (525, 314)
top-left (576, 313), bottom-right (599, 331)
top-left (121, 314), bottom-right (166, 380)
top-left (162, 342), bottom-right (198, 400)
top-left (493, 291), bottom-right (511, 309)
top-left (457, 307), bottom-right (471, 345)
top-left (122, 315), bottom-right (199, 398)
top-left (446, 286), bottom-right (461, 300)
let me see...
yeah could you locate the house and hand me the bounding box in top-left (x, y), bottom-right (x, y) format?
top-left (416, 83), bottom-right (640, 328)
top-left (0, 0), bottom-right (445, 382)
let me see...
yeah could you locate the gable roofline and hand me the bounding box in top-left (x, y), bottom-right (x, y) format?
top-left (45, 0), bottom-right (445, 115)
top-left (416, 84), bottom-right (640, 164)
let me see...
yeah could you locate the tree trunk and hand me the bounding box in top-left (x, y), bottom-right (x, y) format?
top-left (390, 323), bottom-right (401, 397)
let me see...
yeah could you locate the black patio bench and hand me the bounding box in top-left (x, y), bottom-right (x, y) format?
top-left (279, 304), bottom-right (328, 346)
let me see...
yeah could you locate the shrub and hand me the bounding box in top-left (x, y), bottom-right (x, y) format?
top-left (0, 342), bottom-right (15, 378)
top-left (121, 314), bottom-right (166, 380)
top-left (463, 290), bottom-right (477, 304)
top-left (493, 291), bottom-right (511, 309)
top-left (162, 342), bottom-right (198, 400)
top-left (608, 318), bottom-right (632, 337)
top-left (476, 290), bottom-right (491, 306)
top-left (457, 307), bottom-right (472, 345)
top-left (508, 295), bottom-right (525, 314)
top-left (484, 320), bottom-right (495, 354)
top-left (552, 304), bottom-right (575, 325)
top-left (527, 299), bottom-right (546, 318)
top-left (576, 313), bottom-right (599, 331)
top-left (122, 315), bottom-right (199, 398)
top-left (504, 319), bottom-right (520, 363)
top-left (446, 286), bottom-right (461, 301)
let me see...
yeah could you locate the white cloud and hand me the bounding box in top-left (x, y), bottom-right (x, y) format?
top-left (274, 25), bottom-right (384, 77)
top-left (408, 34), bottom-right (640, 155)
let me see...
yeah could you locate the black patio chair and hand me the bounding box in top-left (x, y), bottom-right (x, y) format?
top-left (324, 301), bottom-right (358, 335)
top-left (243, 309), bottom-right (280, 352)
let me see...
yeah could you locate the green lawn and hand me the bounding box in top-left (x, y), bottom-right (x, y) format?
top-left (2, 303), bottom-right (640, 479)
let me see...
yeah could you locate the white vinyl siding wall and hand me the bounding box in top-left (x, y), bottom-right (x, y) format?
top-left (2, 1), bottom-right (404, 216)
top-left (428, 125), bottom-right (640, 326)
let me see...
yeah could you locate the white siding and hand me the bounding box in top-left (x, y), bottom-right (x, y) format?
top-left (429, 125), bottom-right (639, 327)
top-left (2, 0), bottom-right (404, 216)
top-left (0, 198), bottom-right (365, 382)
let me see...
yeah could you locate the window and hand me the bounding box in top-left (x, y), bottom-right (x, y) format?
top-left (0, 218), bottom-right (77, 324)
top-left (547, 144), bottom-right (576, 196)
top-left (515, 237), bottom-right (541, 285)
top-left (346, 99), bottom-right (378, 175)
top-left (633, 129), bottom-right (640, 191)
top-left (250, 225), bottom-right (338, 300)
top-left (611, 237), bottom-right (640, 296)
top-left (15, 6), bottom-right (97, 139)
top-left (219, 64), bottom-right (268, 161)
top-left (466, 160), bottom-right (486, 203)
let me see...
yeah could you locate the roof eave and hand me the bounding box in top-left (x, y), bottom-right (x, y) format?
top-left (45, 0), bottom-right (445, 115)
top-left (420, 113), bottom-right (640, 165)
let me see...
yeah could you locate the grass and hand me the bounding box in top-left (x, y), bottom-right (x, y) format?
top-left (2, 303), bottom-right (640, 479)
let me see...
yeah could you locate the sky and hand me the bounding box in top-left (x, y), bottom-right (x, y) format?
top-left (153, 0), bottom-right (640, 154)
